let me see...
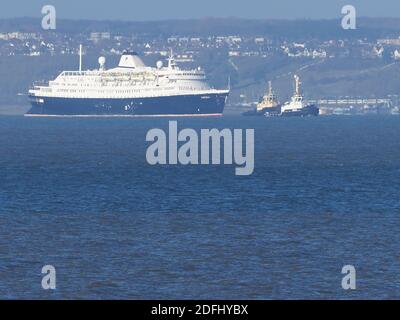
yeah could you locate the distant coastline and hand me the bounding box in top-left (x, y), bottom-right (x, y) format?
top-left (2, 17), bottom-right (400, 110)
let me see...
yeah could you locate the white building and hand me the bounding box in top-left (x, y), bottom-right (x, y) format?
top-left (90, 32), bottom-right (111, 42)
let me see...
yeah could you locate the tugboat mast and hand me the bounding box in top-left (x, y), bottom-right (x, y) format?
top-left (294, 75), bottom-right (302, 96)
top-left (268, 81), bottom-right (273, 96)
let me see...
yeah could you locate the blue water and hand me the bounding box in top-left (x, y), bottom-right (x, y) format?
top-left (0, 115), bottom-right (399, 299)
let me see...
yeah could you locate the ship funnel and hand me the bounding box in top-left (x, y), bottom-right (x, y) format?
top-left (118, 51), bottom-right (146, 69)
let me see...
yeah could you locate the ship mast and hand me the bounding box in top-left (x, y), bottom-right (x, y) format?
top-left (294, 75), bottom-right (301, 96)
top-left (268, 81), bottom-right (273, 95)
top-left (167, 48), bottom-right (177, 70)
top-left (79, 44), bottom-right (83, 72)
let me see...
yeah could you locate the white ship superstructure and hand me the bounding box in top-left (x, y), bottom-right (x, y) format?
top-left (257, 81), bottom-right (280, 113)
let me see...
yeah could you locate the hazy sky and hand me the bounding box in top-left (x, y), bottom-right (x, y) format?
top-left (2, 0), bottom-right (400, 20)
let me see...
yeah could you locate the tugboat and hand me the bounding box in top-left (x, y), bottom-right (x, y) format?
top-left (279, 75), bottom-right (319, 117)
top-left (243, 81), bottom-right (281, 116)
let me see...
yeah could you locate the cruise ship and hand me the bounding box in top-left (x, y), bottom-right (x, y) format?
top-left (27, 47), bottom-right (229, 116)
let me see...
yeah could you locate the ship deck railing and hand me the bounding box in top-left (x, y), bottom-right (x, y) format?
top-left (32, 80), bottom-right (48, 87)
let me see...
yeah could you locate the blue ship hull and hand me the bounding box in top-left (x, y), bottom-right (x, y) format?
top-left (280, 104), bottom-right (319, 117)
top-left (242, 105), bottom-right (319, 117)
top-left (242, 106), bottom-right (282, 116)
top-left (27, 93), bottom-right (228, 116)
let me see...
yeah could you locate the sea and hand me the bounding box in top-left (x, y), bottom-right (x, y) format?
top-left (0, 115), bottom-right (399, 299)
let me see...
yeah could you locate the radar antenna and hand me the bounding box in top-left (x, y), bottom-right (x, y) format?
top-left (167, 48), bottom-right (177, 70)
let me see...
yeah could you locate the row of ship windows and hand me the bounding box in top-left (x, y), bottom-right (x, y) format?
top-left (57, 77), bottom-right (201, 83)
top-left (58, 77), bottom-right (199, 83)
top-left (52, 87), bottom-right (202, 94)
top-left (55, 81), bottom-right (157, 87)
top-left (53, 87), bottom-right (199, 94)
top-left (55, 80), bottom-right (198, 85)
